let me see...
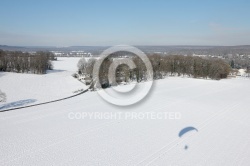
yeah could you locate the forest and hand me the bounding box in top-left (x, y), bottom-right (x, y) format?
top-left (0, 50), bottom-right (55, 74)
top-left (77, 53), bottom-right (231, 89)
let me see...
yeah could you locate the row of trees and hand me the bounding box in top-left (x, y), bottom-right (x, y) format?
top-left (76, 53), bottom-right (231, 89)
top-left (149, 54), bottom-right (230, 80)
top-left (0, 50), bottom-right (54, 74)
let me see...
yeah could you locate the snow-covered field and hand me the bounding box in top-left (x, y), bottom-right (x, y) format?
top-left (0, 57), bottom-right (85, 109)
top-left (1, 57), bottom-right (250, 165)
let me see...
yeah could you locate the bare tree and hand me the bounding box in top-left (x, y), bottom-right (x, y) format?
top-left (246, 67), bottom-right (250, 77)
top-left (0, 50), bottom-right (53, 74)
top-left (0, 90), bottom-right (6, 102)
top-left (77, 58), bottom-right (88, 75)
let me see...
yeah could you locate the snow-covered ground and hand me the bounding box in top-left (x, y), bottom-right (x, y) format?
top-left (0, 58), bottom-right (250, 165)
top-left (0, 57), bottom-right (85, 110)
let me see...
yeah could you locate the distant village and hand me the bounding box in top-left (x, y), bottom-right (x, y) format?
top-left (51, 51), bottom-right (93, 57)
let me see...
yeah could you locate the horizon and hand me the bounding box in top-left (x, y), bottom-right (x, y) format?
top-left (1, 0), bottom-right (250, 46)
top-left (2, 44), bottom-right (250, 48)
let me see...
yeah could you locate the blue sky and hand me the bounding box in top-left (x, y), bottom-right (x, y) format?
top-left (0, 0), bottom-right (250, 46)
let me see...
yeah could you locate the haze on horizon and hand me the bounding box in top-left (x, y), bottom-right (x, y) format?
top-left (1, 0), bottom-right (250, 47)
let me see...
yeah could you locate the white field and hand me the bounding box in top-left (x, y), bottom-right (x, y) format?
top-left (0, 57), bottom-right (85, 109)
top-left (1, 57), bottom-right (250, 165)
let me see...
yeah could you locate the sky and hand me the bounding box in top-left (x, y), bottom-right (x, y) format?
top-left (0, 0), bottom-right (250, 46)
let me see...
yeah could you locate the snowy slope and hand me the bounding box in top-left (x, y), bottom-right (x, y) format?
top-left (0, 57), bottom-right (85, 110)
top-left (1, 73), bottom-right (250, 165)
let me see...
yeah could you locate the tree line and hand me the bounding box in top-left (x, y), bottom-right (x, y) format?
top-left (0, 50), bottom-right (54, 74)
top-left (149, 54), bottom-right (230, 80)
top-left (76, 53), bottom-right (231, 89)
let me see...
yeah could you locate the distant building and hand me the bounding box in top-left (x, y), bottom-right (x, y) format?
top-left (192, 54), bottom-right (207, 58)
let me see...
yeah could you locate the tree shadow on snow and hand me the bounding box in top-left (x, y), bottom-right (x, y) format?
top-left (46, 70), bottom-right (66, 74)
top-left (0, 99), bottom-right (37, 110)
top-left (0, 72), bottom-right (5, 77)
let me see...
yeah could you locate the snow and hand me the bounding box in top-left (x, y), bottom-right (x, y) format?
top-left (0, 57), bottom-right (85, 109)
top-left (1, 58), bottom-right (250, 165)
top-left (53, 57), bottom-right (81, 72)
top-left (238, 69), bottom-right (246, 76)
